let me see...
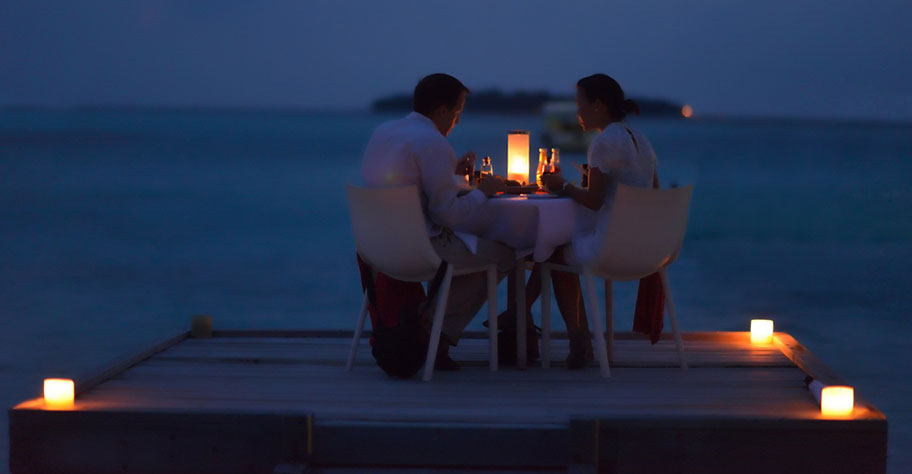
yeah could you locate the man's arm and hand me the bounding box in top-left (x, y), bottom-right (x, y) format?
top-left (416, 140), bottom-right (489, 230)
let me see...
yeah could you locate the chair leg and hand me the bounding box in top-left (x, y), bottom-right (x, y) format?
top-left (604, 279), bottom-right (614, 363)
top-left (346, 292), bottom-right (370, 371)
top-left (487, 265), bottom-right (498, 372)
top-left (541, 264), bottom-right (552, 369)
top-left (583, 270), bottom-right (611, 377)
top-left (423, 265), bottom-right (454, 382)
top-left (660, 269), bottom-right (688, 371)
top-left (515, 262), bottom-right (526, 369)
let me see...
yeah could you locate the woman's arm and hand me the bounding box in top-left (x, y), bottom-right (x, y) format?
top-left (541, 166), bottom-right (608, 211)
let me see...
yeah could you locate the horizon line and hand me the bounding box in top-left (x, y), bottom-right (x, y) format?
top-left (0, 104), bottom-right (909, 127)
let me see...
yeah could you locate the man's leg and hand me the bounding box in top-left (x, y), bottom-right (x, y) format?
top-left (428, 233), bottom-right (514, 346)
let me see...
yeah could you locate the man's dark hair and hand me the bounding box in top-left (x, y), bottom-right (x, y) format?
top-left (413, 73), bottom-right (470, 116)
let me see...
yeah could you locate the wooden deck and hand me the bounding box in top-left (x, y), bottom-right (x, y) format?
top-left (9, 330), bottom-right (887, 473)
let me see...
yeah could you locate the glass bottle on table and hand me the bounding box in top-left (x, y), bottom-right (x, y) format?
top-left (536, 148), bottom-right (547, 186)
top-left (480, 156), bottom-right (493, 178)
top-left (551, 148), bottom-right (561, 174)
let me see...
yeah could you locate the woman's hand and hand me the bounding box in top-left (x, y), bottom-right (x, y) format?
top-left (574, 166), bottom-right (608, 210)
top-left (541, 173), bottom-right (566, 193)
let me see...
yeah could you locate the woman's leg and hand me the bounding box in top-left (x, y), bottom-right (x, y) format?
top-left (551, 271), bottom-right (589, 335)
top-left (506, 249), bottom-right (591, 337)
top-left (547, 247), bottom-right (593, 368)
top-left (502, 258), bottom-right (539, 329)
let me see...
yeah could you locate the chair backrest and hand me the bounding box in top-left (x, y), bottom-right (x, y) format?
top-left (589, 184), bottom-right (693, 281)
top-left (346, 184), bottom-right (442, 282)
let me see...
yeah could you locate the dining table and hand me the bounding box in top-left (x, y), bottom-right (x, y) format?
top-left (481, 193), bottom-right (594, 262)
top-left (476, 192), bottom-right (595, 368)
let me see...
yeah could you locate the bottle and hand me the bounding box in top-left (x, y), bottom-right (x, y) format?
top-left (551, 148), bottom-right (561, 174)
top-left (480, 156), bottom-right (493, 177)
top-left (536, 148), bottom-right (547, 186)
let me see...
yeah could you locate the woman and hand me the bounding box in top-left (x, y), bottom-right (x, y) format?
top-left (537, 73), bottom-right (658, 368)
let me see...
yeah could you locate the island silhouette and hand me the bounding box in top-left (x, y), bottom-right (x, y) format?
top-left (372, 88), bottom-right (684, 116)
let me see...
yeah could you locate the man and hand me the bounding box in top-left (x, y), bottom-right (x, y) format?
top-left (361, 73), bottom-right (513, 369)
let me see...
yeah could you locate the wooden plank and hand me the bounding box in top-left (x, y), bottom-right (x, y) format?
top-left (153, 336), bottom-right (792, 369)
top-left (214, 329), bottom-right (356, 339)
top-left (9, 408), bottom-right (311, 474)
top-left (70, 363), bottom-right (847, 422)
top-left (773, 333), bottom-right (847, 385)
top-left (311, 421), bottom-right (568, 467)
top-left (589, 415), bottom-right (887, 474)
top-left (72, 330), bottom-right (189, 395)
top-left (210, 329), bottom-right (760, 342)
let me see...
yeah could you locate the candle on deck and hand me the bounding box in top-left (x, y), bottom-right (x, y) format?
top-left (821, 386), bottom-right (854, 416)
top-left (750, 319), bottom-right (774, 344)
top-left (43, 378), bottom-right (74, 408)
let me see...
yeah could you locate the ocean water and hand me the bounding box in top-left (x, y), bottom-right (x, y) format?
top-left (1, 109), bottom-right (910, 472)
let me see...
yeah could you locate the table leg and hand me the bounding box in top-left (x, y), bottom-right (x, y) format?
top-left (515, 260), bottom-right (526, 369)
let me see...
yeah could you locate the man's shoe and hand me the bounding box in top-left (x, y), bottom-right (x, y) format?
top-left (432, 338), bottom-right (460, 371)
top-left (483, 310), bottom-right (518, 330)
top-left (433, 353), bottom-right (461, 371)
top-left (566, 331), bottom-right (594, 370)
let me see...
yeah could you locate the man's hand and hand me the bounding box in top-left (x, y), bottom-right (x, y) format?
top-left (541, 173), bottom-right (566, 193)
top-left (454, 151), bottom-right (477, 176)
top-left (477, 175), bottom-right (506, 197)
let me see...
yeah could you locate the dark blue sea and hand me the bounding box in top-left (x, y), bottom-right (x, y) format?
top-left (1, 109), bottom-right (910, 472)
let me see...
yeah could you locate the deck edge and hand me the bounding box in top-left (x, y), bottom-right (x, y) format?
top-left (71, 330), bottom-right (189, 395)
top-left (774, 332), bottom-right (886, 419)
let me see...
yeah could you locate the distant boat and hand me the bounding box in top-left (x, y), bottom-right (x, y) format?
top-left (541, 99), bottom-right (691, 152)
top-left (540, 101), bottom-right (596, 152)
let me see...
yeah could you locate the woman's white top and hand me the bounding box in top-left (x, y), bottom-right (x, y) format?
top-left (569, 122), bottom-right (657, 264)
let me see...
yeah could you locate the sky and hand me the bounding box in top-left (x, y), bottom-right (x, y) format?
top-left (1, 0), bottom-right (910, 121)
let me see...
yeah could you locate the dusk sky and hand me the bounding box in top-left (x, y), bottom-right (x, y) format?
top-left (2, 0), bottom-right (910, 121)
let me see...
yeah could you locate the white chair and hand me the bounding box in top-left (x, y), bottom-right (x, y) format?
top-left (540, 184), bottom-right (693, 377)
top-left (345, 184), bottom-right (499, 381)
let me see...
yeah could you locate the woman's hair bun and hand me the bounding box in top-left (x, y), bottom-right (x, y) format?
top-left (622, 99), bottom-right (641, 116)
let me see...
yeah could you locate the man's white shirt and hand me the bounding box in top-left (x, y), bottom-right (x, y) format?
top-left (361, 112), bottom-right (484, 252)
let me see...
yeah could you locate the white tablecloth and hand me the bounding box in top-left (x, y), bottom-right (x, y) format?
top-left (479, 195), bottom-right (595, 262)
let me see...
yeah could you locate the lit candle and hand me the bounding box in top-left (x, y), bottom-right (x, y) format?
top-left (750, 319), bottom-right (774, 344)
top-left (821, 386), bottom-right (854, 416)
top-left (507, 130), bottom-right (530, 185)
top-left (43, 378), bottom-right (74, 408)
